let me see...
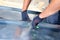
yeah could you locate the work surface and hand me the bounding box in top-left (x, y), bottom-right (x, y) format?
top-left (0, 6), bottom-right (60, 40)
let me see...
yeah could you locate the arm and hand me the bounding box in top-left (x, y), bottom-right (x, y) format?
top-left (22, 0), bottom-right (31, 11)
top-left (39, 0), bottom-right (60, 18)
top-left (22, 0), bottom-right (31, 21)
top-left (32, 0), bottom-right (60, 27)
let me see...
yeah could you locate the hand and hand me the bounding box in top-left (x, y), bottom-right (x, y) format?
top-left (22, 10), bottom-right (30, 21)
top-left (32, 16), bottom-right (43, 29)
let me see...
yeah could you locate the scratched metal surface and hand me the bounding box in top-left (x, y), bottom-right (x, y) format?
top-left (0, 6), bottom-right (60, 40)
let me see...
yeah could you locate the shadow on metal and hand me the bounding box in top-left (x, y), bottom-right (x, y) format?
top-left (0, 6), bottom-right (60, 40)
top-left (0, 19), bottom-right (60, 40)
top-left (31, 23), bottom-right (60, 40)
top-left (0, 19), bottom-right (31, 40)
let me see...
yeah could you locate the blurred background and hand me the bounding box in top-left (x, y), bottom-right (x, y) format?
top-left (0, 0), bottom-right (49, 12)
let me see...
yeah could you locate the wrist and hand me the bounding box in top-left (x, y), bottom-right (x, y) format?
top-left (22, 10), bottom-right (27, 12)
top-left (37, 15), bottom-right (43, 20)
top-left (22, 8), bottom-right (27, 12)
top-left (39, 14), bottom-right (44, 19)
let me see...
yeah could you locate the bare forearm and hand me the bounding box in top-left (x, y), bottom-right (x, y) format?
top-left (22, 0), bottom-right (31, 11)
top-left (39, 0), bottom-right (60, 18)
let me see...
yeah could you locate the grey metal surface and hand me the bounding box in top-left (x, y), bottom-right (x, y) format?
top-left (0, 6), bottom-right (60, 40)
top-left (38, 23), bottom-right (60, 29)
top-left (0, 20), bottom-right (31, 40)
top-left (0, 6), bottom-right (32, 40)
top-left (31, 23), bottom-right (60, 40)
top-left (0, 6), bottom-right (22, 21)
top-left (0, 6), bottom-right (37, 21)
